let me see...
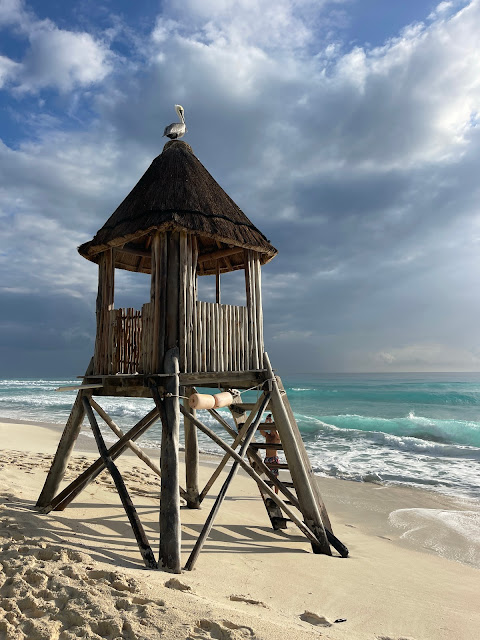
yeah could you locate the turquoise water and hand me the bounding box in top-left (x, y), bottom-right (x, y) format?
top-left (1, 373), bottom-right (479, 500)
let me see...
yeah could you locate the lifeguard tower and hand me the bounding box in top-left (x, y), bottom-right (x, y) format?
top-left (36, 139), bottom-right (347, 572)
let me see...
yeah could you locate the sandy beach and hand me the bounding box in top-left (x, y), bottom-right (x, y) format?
top-left (0, 418), bottom-right (479, 640)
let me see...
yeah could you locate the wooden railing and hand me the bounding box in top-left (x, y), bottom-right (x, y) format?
top-left (109, 308), bottom-right (143, 374)
top-left (190, 301), bottom-right (250, 373)
top-left (100, 300), bottom-right (262, 375)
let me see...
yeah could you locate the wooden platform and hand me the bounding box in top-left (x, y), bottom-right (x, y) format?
top-left (80, 370), bottom-right (268, 397)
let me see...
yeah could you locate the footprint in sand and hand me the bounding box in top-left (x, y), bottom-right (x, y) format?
top-left (377, 637), bottom-right (417, 640)
top-left (188, 618), bottom-right (255, 639)
top-left (165, 577), bottom-right (192, 591)
top-left (300, 611), bottom-right (332, 627)
top-left (229, 594), bottom-right (267, 607)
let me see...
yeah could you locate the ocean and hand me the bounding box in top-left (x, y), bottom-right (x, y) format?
top-left (1, 373), bottom-right (479, 502)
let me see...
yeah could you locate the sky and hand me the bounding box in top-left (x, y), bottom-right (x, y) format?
top-left (0, 0), bottom-right (479, 376)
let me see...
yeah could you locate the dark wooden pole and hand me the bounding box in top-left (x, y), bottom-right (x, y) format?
top-left (184, 392), bottom-right (271, 571)
top-left (82, 397), bottom-right (157, 569)
top-left (183, 386), bottom-right (200, 508)
top-left (94, 249), bottom-right (115, 374)
top-left (150, 232), bottom-right (167, 372)
top-left (151, 348), bottom-right (182, 573)
top-left (36, 360), bottom-right (94, 509)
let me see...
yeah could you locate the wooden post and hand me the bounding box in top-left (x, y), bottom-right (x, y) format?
top-left (154, 347), bottom-right (181, 573)
top-left (216, 261), bottom-right (221, 304)
top-left (183, 386), bottom-right (200, 508)
top-left (36, 359), bottom-right (94, 509)
top-left (150, 232), bottom-right (167, 372)
top-left (179, 231), bottom-right (188, 372)
top-left (264, 353), bottom-right (331, 555)
top-left (94, 249), bottom-right (115, 374)
top-left (82, 397), bottom-right (158, 569)
top-left (166, 232), bottom-right (180, 351)
top-left (253, 256), bottom-right (264, 365)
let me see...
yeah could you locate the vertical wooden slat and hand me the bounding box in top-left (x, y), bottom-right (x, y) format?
top-left (233, 307), bottom-right (241, 371)
top-left (201, 302), bottom-right (207, 372)
top-left (214, 304), bottom-right (219, 372)
top-left (218, 304), bottom-right (223, 372)
top-left (254, 257), bottom-right (263, 368)
top-left (192, 237), bottom-right (198, 366)
top-left (194, 300), bottom-right (199, 372)
top-left (225, 305), bottom-right (230, 372)
top-left (237, 306), bottom-right (242, 371)
top-left (186, 234), bottom-right (193, 372)
top-left (179, 232), bottom-right (188, 372)
top-left (150, 232), bottom-right (168, 373)
top-left (216, 261), bottom-right (221, 304)
top-left (166, 231), bottom-right (180, 353)
top-left (206, 303), bottom-right (211, 372)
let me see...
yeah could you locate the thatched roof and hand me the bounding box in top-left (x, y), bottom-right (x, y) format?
top-left (78, 140), bottom-right (277, 275)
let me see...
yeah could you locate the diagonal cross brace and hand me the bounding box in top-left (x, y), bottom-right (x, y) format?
top-left (184, 391), bottom-right (272, 570)
top-left (82, 396), bottom-right (158, 569)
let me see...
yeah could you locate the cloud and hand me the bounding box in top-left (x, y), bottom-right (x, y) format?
top-left (0, 53), bottom-right (20, 87)
top-left (374, 344), bottom-right (480, 371)
top-left (0, 0), bottom-right (23, 26)
top-left (0, 0), bottom-right (114, 93)
top-left (17, 25), bottom-right (113, 93)
top-left (1, 0), bottom-right (480, 373)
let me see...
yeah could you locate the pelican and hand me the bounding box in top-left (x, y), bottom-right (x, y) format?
top-left (163, 104), bottom-right (187, 139)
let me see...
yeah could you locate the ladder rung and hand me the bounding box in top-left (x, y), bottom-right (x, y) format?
top-left (265, 480), bottom-right (295, 488)
top-left (249, 443), bottom-right (283, 451)
top-left (265, 463), bottom-right (289, 469)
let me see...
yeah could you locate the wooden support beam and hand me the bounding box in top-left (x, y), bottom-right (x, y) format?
top-left (151, 348), bottom-right (182, 573)
top-left (276, 374), bottom-right (333, 533)
top-left (185, 392), bottom-right (271, 570)
top-left (41, 407), bottom-right (160, 513)
top-left (215, 261), bottom-right (221, 304)
top-left (94, 250), bottom-right (115, 374)
top-left (179, 370), bottom-right (266, 387)
top-left (36, 360), bottom-right (94, 509)
top-left (150, 232), bottom-right (167, 372)
top-left (118, 244), bottom-right (151, 259)
top-left (264, 353), bottom-right (331, 556)
top-left (90, 399), bottom-right (161, 475)
top-left (56, 384), bottom-right (103, 392)
top-left (179, 404), bottom-right (325, 557)
top-left (82, 397), bottom-right (158, 569)
top-left (197, 247), bottom-right (243, 264)
top-left (183, 387), bottom-right (200, 508)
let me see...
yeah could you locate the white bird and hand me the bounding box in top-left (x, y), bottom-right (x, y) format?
top-left (163, 104), bottom-right (187, 139)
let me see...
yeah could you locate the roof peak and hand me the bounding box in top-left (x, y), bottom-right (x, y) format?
top-left (163, 139), bottom-right (193, 154)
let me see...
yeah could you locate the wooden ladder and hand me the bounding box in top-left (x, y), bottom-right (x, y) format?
top-left (228, 354), bottom-right (348, 557)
